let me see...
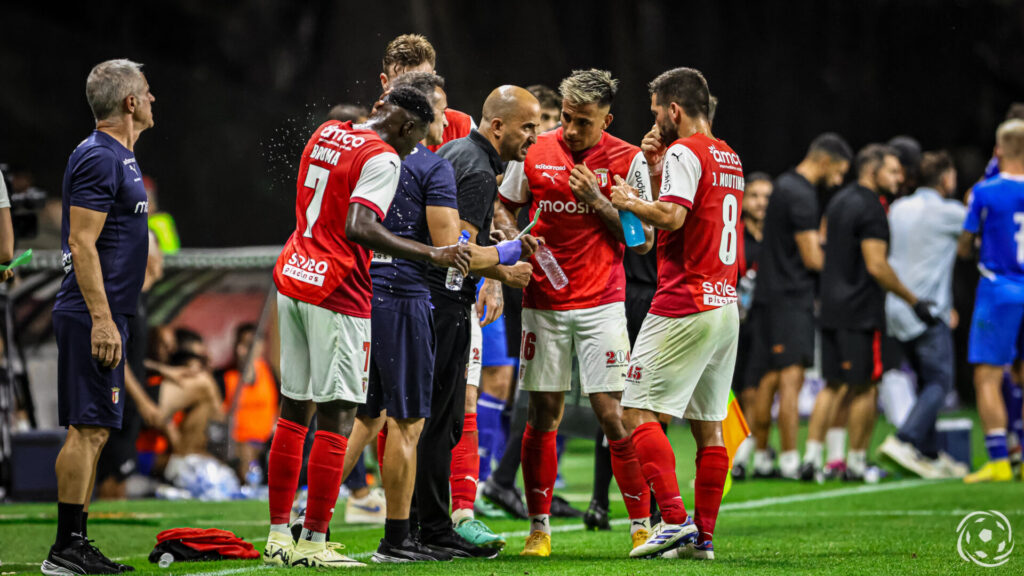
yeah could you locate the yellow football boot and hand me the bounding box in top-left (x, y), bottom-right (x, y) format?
top-left (520, 530), bottom-right (551, 557)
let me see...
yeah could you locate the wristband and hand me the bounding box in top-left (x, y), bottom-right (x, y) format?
top-left (495, 239), bottom-right (522, 266)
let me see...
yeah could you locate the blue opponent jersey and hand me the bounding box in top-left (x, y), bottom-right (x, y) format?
top-left (54, 131), bottom-right (150, 315)
top-left (963, 173), bottom-right (1024, 281)
top-left (370, 143), bottom-right (458, 298)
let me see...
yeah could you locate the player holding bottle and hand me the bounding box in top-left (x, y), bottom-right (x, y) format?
top-left (612, 67), bottom-right (742, 561)
top-left (496, 69), bottom-right (655, 557)
top-left (263, 85), bottom-right (470, 569)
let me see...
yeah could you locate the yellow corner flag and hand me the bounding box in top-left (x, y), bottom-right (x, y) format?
top-left (722, 390), bottom-right (751, 497)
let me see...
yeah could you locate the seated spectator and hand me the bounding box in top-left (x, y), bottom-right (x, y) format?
top-left (220, 323), bottom-right (279, 480)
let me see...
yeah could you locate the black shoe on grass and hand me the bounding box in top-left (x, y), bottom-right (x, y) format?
top-left (372, 537), bottom-right (452, 562)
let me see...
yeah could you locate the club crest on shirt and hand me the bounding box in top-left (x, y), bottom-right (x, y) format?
top-left (594, 168), bottom-right (609, 188)
top-left (111, 387), bottom-right (120, 404)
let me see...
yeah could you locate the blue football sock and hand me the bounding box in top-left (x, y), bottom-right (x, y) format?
top-left (1001, 374), bottom-right (1023, 450)
top-left (985, 430), bottom-right (1009, 462)
top-left (477, 392), bottom-right (506, 482)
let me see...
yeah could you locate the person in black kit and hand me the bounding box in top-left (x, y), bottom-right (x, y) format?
top-left (416, 86), bottom-right (538, 557)
top-left (730, 172), bottom-right (772, 479)
top-left (810, 144), bottom-right (936, 482)
top-left (747, 133), bottom-right (852, 479)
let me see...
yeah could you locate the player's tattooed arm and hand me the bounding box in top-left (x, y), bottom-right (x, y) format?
top-left (569, 163), bottom-right (631, 244)
top-left (476, 278), bottom-right (504, 326)
top-left (347, 204), bottom-right (471, 275)
top-left (610, 175), bottom-right (688, 231)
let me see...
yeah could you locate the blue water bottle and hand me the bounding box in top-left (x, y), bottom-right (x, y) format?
top-left (619, 211), bottom-right (645, 247)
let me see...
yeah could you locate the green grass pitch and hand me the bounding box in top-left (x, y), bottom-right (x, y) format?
top-left (1, 414), bottom-right (1021, 575)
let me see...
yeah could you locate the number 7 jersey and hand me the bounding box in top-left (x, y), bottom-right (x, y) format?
top-left (273, 120), bottom-right (401, 318)
top-left (651, 132), bottom-right (745, 318)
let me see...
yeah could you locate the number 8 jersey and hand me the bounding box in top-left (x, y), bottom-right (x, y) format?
top-left (651, 132), bottom-right (744, 318)
top-left (273, 120), bottom-right (401, 318)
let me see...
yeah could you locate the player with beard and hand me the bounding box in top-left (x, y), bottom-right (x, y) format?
top-left (810, 144), bottom-right (937, 482)
top-left (613, 67), bottom-right (741, 560)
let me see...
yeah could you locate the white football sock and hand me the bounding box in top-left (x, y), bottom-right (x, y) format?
top-left (753, 449), bottom-right (774, 474)
top-left (734, 437), bottom-right (755, 468)
top-left (530, 514), bottom-right (551, 535)
top-left (803, 440), bottom-right (823, 468)
top-left (452, 507), bottom-right (474, 525)
top-left (847, 450), bottom-right (867, 477)
top-left (300, 528), bottom-right (326, 543)
top-left (630, 517), bottom-right (651, 535)
top-left (826, 428), bottom-right (847, 463)
top-left (779, 450), bottom-right (800, 477)
top-left (270, 523), bottom-right (290, 537)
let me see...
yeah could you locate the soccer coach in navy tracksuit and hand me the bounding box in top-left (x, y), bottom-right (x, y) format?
top-left (43, 59), bottom-right (155, 576)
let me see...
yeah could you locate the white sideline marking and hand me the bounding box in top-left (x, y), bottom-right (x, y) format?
top-left (185, 479), bottom-right (938, 575)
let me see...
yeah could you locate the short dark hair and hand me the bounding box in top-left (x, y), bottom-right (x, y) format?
top-left (1006, 102), bottom-right (1024, 121)
top-left (383, 84), bottom-right (434, 125)
top-left (887, 135), bottom-right (922, 172)
top-left (174, 327), bottom-right (203, 348)
top-left (235, 322), bottom-right (258, 343)
top-left (745, 171), bottom-right (772, 186)
top-left (919, 150), bottom-right (955, 189)
top-left (527, 84), bottom-right (561, 110)
top-left (648, 67), bottom-right (710, 120)
top-left (382, 34), bottom-right (436, 76)
top-left (390, 72), bottom-right (445, 105)
top-left (807, 132), bottom-right (853, 163)
top-left (856, 143), bottom-right (898, 177)
top-left (327, 103), bottom-right (368, 123)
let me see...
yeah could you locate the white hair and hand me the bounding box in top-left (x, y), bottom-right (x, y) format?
top-left (86, 59), bottom-right (145, 121)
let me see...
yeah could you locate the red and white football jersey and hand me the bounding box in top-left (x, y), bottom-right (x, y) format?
top-left (650, 132), bottom-right (745, 318)
top-left (426, 108), bottom-right (475, 152)
top-left (499, 129), bottom-right (651, 310)
top-left (273, 120), bottom-right (401, 318)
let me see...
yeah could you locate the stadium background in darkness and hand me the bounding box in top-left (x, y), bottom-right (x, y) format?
top-left (1, 0), bottom-right (1022, 248)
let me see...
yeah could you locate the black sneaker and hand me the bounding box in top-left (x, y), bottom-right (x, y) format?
top-left (289, 507), bottom-right (330, 543)
top-left (42, 538), bottom-right (123, 575)
top-left (799, 462), bottom-right (820, 483)
top-left (372, 537), bottom-right (452, 563)
top-left (582, 500), bottom-right (610, 531)
top-left (732, 461), bottom-right (747, 481)
top-left (550, 494), bottom-right (583, 518)
top-left (752, 467), bottom-right (779, 479)
top-left (481, 479), bottom-right (527, 519)
top-left (420, 529), bottom-right (499, 559)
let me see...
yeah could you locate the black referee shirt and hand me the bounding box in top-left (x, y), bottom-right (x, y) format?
top-left (754, 169), bottom-right (819, 303)
top-left (819, 183), bottom-right (890, 331)
top-left (428, 129), bottom-right (505, 305)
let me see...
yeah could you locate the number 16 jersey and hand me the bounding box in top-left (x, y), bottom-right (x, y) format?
top-left (273, 120), bottom-right (401, 318)
top-left (652, 132), bottom-right (744, 318)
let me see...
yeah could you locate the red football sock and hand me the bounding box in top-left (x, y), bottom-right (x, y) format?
top-left (608, 436), bottom-right (651, 520)
top-left (450, 413), bottom-right (480, 512)
top-left (304, 430), bottom-right (348, 534)
top-left (631, 421), bottom-right (688, 524)
top-left (267, 417), bottom-right (308, 526)
top-left (694, 446), bottom-right (729, 541)
top-left (377, 426), bottom-right (388, 475)
top-left (521, 424), bottom-right (558, 516)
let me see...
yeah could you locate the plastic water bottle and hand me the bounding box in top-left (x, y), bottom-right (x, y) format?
top-left (158, 553), bottom-right (174, 568)
top-left (619, 211), bottom-right (645, 247)
top-left (445, 231), bottom-right (471, 290)
top-left (534, 244), bottom-right (568, 290)
top-left (244, 460), bottom-right (262, 498)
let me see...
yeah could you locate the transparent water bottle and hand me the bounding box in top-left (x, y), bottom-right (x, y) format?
top-left (619, 211), bottom-right (645, 247)
top-left (534, 244), bottom-right (568, 290)
top-left (445, 231), bottom-right (471, 290)
top-left (158, 552), bottom-right (174, 568)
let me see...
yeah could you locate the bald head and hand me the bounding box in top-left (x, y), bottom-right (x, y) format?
top-left (479, 85), bottom-right (540, 162)
top-left (482, 85), bottom-right (538, 124)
